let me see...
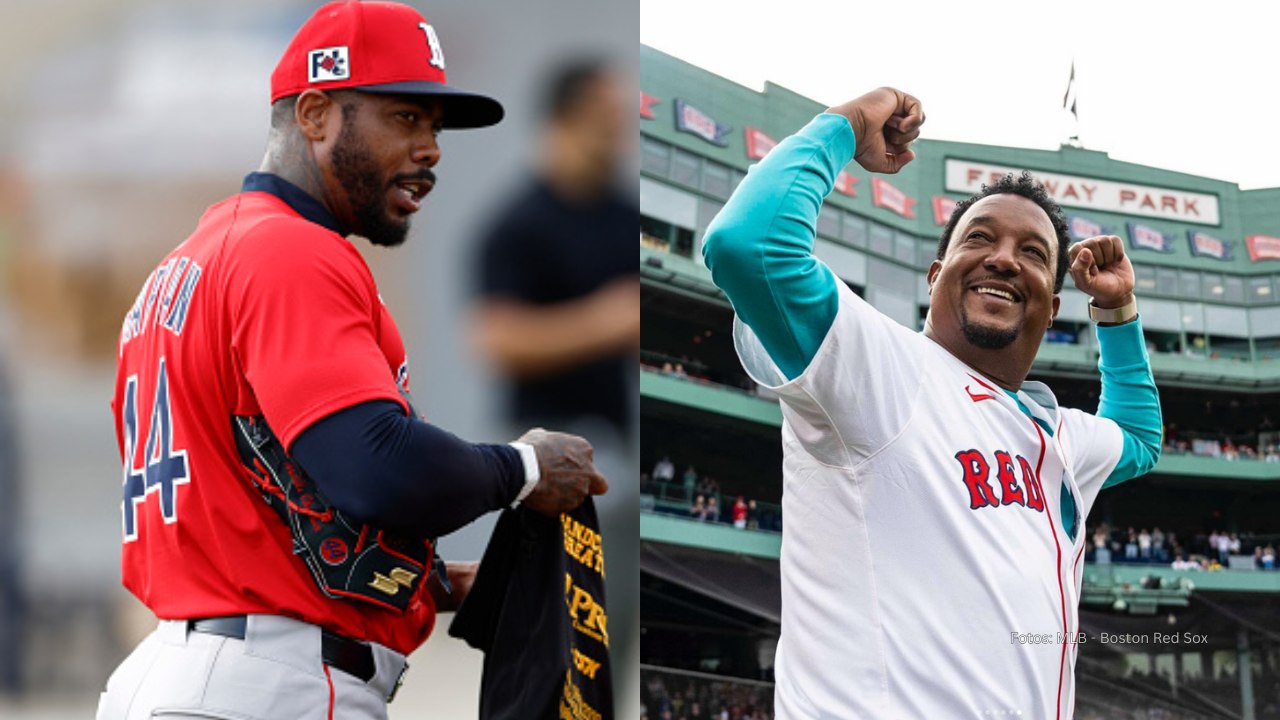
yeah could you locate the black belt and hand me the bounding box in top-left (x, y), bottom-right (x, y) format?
top-left (189, 616), bottom-right (376, 683)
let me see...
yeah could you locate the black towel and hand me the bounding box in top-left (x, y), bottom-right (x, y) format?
top-left (450, 499), bottom-right (613, 719)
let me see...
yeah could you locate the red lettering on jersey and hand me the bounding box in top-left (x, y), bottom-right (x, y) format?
top-left (994, 450), bottom-right (1025, 507)
top-left (955, 450), bottom-right (998, 509)
top-left (1018, 455), bottom-right (1045, 513)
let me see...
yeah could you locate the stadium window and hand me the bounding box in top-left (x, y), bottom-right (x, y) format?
top-left (1201, 272), bottom-right (1224, 300)
top-left (893, 232), bottom-right (916, 264)
top-left (1257, 336), bottom-right (1280, 362)
top-left (1206, 334), bottom-right (1251, 361)
top-left (641, 136), bottom-right (670, 177)
top-left (1249, 276), bottom-right (1274, 304)
top-left (695, 198), bottom-right (723, 234)
top-left (669, 148), bottom-right (701, 189)
top-left (817, 205), bottom-right (841, 239)
top-left (1222, 276), bottom-right (1244, 304)
top-left (1044, 320), bottom-right (1084, 346)
top-left (640, 213), bottom-right (695, 258)
top-left (1134, 265), bottom-right (1157, 294)
top-left (1178, 270), bottom-right (1201, 299)
top-left (866, 257), bottom-right (915, 298)
top-left (672, 226), bottom-right (694, 258)
top-left (917, 240), bottom-right (936, 269)
top-left (868, 223), bottom-right (893, 257)
top-left (1155, 268), bottom-right (1178, 297)
top-left (700, 161), bottom-right (732, 200)
top-left (1142, 329), bottom-right (1182, 355)
top-left (841, 213), bottom-right (868, 248)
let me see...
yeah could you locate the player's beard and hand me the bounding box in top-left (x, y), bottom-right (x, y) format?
top-left (332, 119), bottom-right (410, 248)
top-left (958, 303), bottom-right (1020, 350)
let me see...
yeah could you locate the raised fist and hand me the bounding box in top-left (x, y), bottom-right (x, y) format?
top-left (825, 87), bottom-right (925, 174)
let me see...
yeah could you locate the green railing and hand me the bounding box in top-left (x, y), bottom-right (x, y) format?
top-left (640, 510), bottom-right (782, 559)
top-left (643, 368), bottom-right (1280, 480)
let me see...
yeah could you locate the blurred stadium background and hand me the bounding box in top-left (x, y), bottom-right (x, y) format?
top-left (638, 45), bottom-right (1280, 720)
top-left (0, 1), bottom-right (637, 718)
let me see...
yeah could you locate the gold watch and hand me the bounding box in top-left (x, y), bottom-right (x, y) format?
top-left (1088, 297), bottom-right (1138, 324)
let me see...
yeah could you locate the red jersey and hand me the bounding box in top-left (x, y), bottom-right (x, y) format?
top-left (112, 176), bottom-right (433, 654)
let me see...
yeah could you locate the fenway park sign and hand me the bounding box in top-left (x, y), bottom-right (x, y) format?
top-left (944, 160), bottom-right (1220, 226)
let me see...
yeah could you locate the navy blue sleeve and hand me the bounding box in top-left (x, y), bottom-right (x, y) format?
top-left (291, 400), bottom-right (526, 539)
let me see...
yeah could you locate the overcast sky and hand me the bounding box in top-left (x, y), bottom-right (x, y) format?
top-left (641, 0), bottom-right (1280, 190)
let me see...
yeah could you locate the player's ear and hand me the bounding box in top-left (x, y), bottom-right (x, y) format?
top-left (926, 260), bottom-right (942, 294)
top-left (1049, 294), bottom-right (1061, 327)
top-left (295, 90), bottom-right (338, 142)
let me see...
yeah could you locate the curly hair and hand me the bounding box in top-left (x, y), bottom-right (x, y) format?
top-left (936, 171), bottom-right (1071, 292)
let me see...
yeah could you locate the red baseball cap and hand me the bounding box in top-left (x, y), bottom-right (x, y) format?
top-left (270, 1), bottom-right (504, 129)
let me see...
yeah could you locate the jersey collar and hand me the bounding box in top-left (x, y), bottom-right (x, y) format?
top-left (242, 172), bottom-right (343, 236)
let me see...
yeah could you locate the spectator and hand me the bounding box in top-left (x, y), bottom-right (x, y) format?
top-left (1125, 528), bottom-right (1139, 561)
top-left (1264, 546), bottom-right (1276, 570)
top-left (696, 474), bottom-right (719, 498)
top-left (746, 499), bottom-right (759, 530)
top-left (682, 465), bottom-right (698, 502)
top-left (640, 472), bottom-right (651, 495)
top-left (1092, 526), bottom-right (1111, 564)
top-left (690, 495), bottom-right (707, 522)
top-left (1230, 533), bottom-right (1242, 557)
top-left (1216, 532), bottom-right (1232, 565)
top-left (1138, 528), bottom-right (1152, 560)
top-left (706, 496), bottom-right (720, 523)
top-left (653, 455), bottom-right (675, 484)
top-left (660, 361), bottom-right (674, 375)
top-left (732, 496), bottom-right (748, 529)
top-left (673, 363), bottom-right (688, 379)
top-left (1151, 527), bottom-right (1166, 562)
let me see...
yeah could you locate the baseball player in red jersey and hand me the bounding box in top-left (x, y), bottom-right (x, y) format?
top-left (97, 3), bottom-right (608, 718)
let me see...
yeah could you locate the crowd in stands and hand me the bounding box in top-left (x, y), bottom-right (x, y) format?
top-left (1087, 524), bottom-right (1280, 571)
top-left (643, 456), bottom-right (781, 533)
top-left (641, 349), bottom-right (757, 395)
top-left (641, 671), bottom-right (773, 720)
top-left (1161, 416), bottom-right (1280, 463)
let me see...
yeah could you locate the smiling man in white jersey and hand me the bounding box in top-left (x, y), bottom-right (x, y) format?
top-left (702, 88), bottom-right (1162, 719)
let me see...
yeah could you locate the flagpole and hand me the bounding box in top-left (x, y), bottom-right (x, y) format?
top-left (1063, 60), bottom-right (1081, 148)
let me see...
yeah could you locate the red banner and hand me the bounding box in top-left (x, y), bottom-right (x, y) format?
top-left (932, 196), bottom-right (958, 226)
top-left (834, 171), bottom-right (859, 197)
top-left (871, 177), bottom-right (917, 219)
top-left (1247, 235), bottom-right (1280, 262)
top-left (743, 126), bottom-right (777, 160)
top-left (640, 91), bottom-right (659, 120)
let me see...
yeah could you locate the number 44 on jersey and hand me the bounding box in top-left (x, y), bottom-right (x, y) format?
top-left (121, 358), bottom-right (190, 542)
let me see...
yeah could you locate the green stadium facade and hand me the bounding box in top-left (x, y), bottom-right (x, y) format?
top-left (640, 45), bottom-right (1280, 720)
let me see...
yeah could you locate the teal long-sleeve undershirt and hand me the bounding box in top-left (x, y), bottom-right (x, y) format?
top-left (701, 112), bottom-right (1162, 506)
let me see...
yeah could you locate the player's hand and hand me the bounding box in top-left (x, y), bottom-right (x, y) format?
top-left (517, 428), bottom-right (609, 517)
top-left (826, 87), bottom-right (924, 174)
top-left (1068, 235), bottom-right (1135, 308)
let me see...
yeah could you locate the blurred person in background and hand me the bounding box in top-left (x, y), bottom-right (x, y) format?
top-left (97, 3), bottom-right (607, 719)
top-left (473, 58), bottom-right (639, 439)
top-left (471, 56), bottom-right (640, 711)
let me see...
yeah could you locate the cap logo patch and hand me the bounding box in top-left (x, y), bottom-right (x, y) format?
top-left (418, 22), bottom-right (446, 70)
top-left (308, 46), bottom-right (349, 83)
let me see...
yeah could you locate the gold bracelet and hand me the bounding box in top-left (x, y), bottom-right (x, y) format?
top-left (1088, 297), bottom-right (1138, 324)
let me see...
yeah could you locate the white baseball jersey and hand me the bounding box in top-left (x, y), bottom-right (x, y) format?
top-left (735, 281), bottom-right (1125, 719)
